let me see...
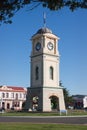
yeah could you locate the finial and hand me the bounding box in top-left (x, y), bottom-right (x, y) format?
top-left (43, 12), bottom-right (46, 28)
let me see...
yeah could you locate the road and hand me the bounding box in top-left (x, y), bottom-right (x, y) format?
top-left (0, 116), bottom-right (87, 124)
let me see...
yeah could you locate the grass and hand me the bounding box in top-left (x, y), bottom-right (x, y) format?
top-left (0, 109), bottom-right (87, 116)
top-left (0, 123), bottom-right (87, 130)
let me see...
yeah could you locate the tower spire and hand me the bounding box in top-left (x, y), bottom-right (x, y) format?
top-left (43, 12), bottom-right (46, 28)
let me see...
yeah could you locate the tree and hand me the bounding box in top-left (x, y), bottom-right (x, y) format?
top-left (0, 0), bottom-right (87, 25)
top-left (59, 81), bottom-right (74, 109)
top-left (63, 87), bottom-right (74, 108)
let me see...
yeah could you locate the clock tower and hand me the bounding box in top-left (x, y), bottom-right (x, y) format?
top-left (26, 27), bottom-right (65, 111)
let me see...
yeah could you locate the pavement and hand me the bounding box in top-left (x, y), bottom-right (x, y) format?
top-left (0, 116), bottom-right (87, 124)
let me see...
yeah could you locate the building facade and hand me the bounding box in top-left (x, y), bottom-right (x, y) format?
top-left (0, 85), bottom-right (27, 110)
top-left (26, 27), bottom-right (65, 111)
top-left (72, 95), bottom-right (87, 109)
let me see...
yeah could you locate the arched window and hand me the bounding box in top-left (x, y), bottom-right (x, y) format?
top-left (50, 66), bottom-right (53, 80)
top-left (35, 66), bottom-right (39, 80)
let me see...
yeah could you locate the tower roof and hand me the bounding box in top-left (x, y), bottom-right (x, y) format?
top-left (36, 27), bottom-right (52, 34)
top-left (32, 27), bottom-right (58, 40)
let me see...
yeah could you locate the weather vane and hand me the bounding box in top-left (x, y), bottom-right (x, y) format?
top-left (43, 12), bottom-right (46, 28)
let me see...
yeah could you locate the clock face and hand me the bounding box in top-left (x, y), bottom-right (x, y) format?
top-left (35, 42), bottom-right (41, 51)
top-left (47, 42), bottom-right (53, 50)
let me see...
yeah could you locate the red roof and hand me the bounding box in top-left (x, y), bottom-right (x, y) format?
top-left (7, 86), bottom-right (26, 91)
top-left (0, 85), bottom-right (27, 92)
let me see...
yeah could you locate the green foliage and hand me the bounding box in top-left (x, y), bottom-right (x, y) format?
top-left (63, 87), bottom-right (74, 108)
top-left (50, 96), bottom-right (58, 109)
top-left (0, 0), bottom-right (87, 25)
top-left (0, 0), bottom-right (30, 25)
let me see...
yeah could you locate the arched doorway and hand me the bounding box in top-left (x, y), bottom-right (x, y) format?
top-left (50, 96), bottom-right (59, 111)
top-left (7, 103), bottom-right (10, 109)
top-left (2, 102), bottom-right (5, 110)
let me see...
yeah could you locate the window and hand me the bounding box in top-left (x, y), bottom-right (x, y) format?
top-left (16, 93), bottom-right (18, 100)
top-left (6, 93), bottom-right (9, 98)
top-left (24, 94), bottom-right (26, 99)
top-left (2, 93), bottom-right (5, 98)
top-left (35, 66), bottom-right (39, 80)
top-left (50, 66), bottom-right (53, 80)
top-left (11, 93), bottom-right (14, 98)
top-left (20, 93), bottom-right (22, 98)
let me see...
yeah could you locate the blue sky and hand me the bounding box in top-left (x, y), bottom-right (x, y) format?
top-left (0, 5), bottom-right (87, 95)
